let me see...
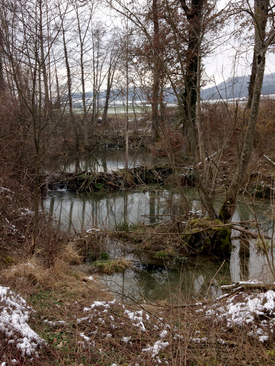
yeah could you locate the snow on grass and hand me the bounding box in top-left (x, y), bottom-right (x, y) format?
top-left (0, 187), bottom-right (12, 193)
top-left (142, 340), bottom-right (169, 358)
top-left (0, 286), bottom-right (44, 356)
top-left (124, 309), bottom-right (147, 331)
top-left (77, 300), bottom-right (170, 363)
top-left (43, 319), bottom-right (66, 326)
top-left (204, 289), bottom-right (275, 342)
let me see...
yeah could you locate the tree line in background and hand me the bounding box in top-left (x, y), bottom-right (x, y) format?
top-left (0, 0), bottom-right (275, 236)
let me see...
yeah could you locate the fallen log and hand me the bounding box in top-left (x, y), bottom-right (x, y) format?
top-left (220, 281), bottom-right (275, 292)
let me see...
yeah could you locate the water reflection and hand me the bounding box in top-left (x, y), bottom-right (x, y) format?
top-left (43, 149), bottom-right (275, 302)
top-left (48, 149), bottom-right (154, 174)
top-left (43, 188), bottom-right (275, 301)
top-left (101, 257), bottom-right (231, 304)
top-left (230, 200), bottom-right (274, 284)
top-left (44, 189), bottom-right (199, 233)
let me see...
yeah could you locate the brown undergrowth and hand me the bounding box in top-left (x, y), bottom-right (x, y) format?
top-left (1, 259), bottom-right (275, 365)
top-left (2, 102), bottom-right (275, 364)
top-left (111, 215), bottom-right (231, 260)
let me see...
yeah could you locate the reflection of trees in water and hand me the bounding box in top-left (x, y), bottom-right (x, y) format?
top-left (231, 236), bottom-right (274, 284)
top-left (46, 185), bottom-right (202, 232)
top-left (239, 239), bottom-right (250, 281)
top-left (46, 188), bottom-right (275, 293)
top-left (57, 149), bottom-right (153, 173)
top-left (126, 261), bottom-right (230, 303)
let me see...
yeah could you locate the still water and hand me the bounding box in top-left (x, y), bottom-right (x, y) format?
top-left (48, 148), bottom-right (154, 174)
top-left (43, 151), bottom-right (275, 303)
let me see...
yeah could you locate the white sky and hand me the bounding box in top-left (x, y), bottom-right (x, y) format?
top-left (203, 0), bottom-right (275, 86)
top-left (97, 1), bottom-right (275, 90)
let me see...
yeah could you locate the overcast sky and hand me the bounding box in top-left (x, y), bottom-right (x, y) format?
top-left (203, 0), bottom-right (275, 86)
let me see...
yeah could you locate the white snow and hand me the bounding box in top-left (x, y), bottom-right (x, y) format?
top-left (124, 309), bottom-right (146, 331)
top-left (86, 275), bottom-right (96, 282)
top-left (44, 319), bottom-right (66, 326)
top-left (121, 336), bottom-right (131, 343)
top-left (159, 330), bottom-right (168, 338)
top-left (0, 187), bottom-right (12, 193)
top-left (0, 286), bottom-right (44, 356)
top-left (191, 337), bottom-right (207, 343)
top-left (80, 332), bottom-right (90, 342)
top-left (205, 289), bottom-right (275, 342)
top-left (142, 340), bottom-right (169, 358)
top-left (86, 228), bottom-right (100, 233)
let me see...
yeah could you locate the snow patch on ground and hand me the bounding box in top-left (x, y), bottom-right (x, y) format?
top-left (0, 286), bottom-right (44, 356)
top-left (77, 300), bottom-right (170, 363)
top-left (204, 289), bottom-right (275, 342)
top-left (142, 340), bottom-right (169, 358)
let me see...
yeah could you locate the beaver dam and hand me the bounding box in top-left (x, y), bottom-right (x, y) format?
top-left (46, 165), bottom-right (195, 192)
top-left (42, 150), bottom-right (275, 303)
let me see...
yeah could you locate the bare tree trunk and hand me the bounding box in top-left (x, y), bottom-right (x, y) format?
top-left (219, 0), bottom-right (274, 222)
top-left (0, 30), bottom-right (5, 92)
top-left (62, 25), bottom-right (79, 151)
top-left (247, 0), bottom-right (268, 110)
top-left (74, 3), bottom-right (92, 147)
top-left (102, 57), bottom-right (116, 122)
top-left (39, 0), bottom-right (49, 110)
top-left (179, 0), bottom-right (205, 165)
top-left (151, 0), bottom-right (160, 142)
top-left (196, 45), bottom-right (204, 163)
top-left (247, 52), bottom-right (257, 109)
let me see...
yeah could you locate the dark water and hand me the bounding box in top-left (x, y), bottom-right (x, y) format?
top-left (43, 151), bottom-right (275, 303)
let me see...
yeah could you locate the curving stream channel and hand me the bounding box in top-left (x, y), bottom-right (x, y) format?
top-left (43, 149), bottom-right (275, 303)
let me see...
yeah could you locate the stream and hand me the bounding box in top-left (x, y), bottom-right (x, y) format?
top-left (43, 149), bottom-right (275, 303)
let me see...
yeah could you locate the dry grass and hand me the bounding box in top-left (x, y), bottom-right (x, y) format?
top-left (1, 261), bottom-right (275, 366)
top-left (2, 102), bottom-right (275, 365)
top-left (61, 242), bottom-right (84, 265)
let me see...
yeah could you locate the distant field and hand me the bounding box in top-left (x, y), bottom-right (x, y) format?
top-left (72, 104), bottom-right (152, 116)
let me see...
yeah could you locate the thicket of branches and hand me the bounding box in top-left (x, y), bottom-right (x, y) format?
top-left (0, 0), bottom-right (274, 227)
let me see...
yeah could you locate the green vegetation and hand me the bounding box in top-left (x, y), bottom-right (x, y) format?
top-left (92, 258), bottom-right (131, 274)
top-left (185, 218), bottom-right (231, 256)
top-left (154, 250), bottom-right (169, 259)
top-left (1, 256), bottom-right (17, 266)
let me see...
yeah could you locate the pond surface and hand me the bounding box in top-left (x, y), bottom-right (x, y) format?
top-left (43, 150), bottom-right (275, 303)
top-left (48, 148), bottom-right (154, 174)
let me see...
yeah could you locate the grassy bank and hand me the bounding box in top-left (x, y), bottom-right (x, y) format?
top-left (1, 257), bottom-right (275, 365)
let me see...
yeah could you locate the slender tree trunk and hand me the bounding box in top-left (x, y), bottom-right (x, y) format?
top-left (102, 59), bottom-right (115, 122)
top-left (39, 0), bottom-right (49, 110)
top-left (247, 53), bottom-right (257, 109)
top-left (196, 45), bottom-right (204, 163)
top-left (179, 0), bottom-right (204, 165)
top-left (62, 26), bottom-right (79, 151)
top-left (247, 0), bottom-right (268, 109)
top-left (151, 0), bottom-right (160, 142)
top-left (219, 0), bottom-right (273, 222)
top-left (0, 30), bottom-right (5, 92)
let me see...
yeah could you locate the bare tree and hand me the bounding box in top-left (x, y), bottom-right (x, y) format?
top-left (219, 0), bottom-right (275, 222)
top-left (0, 0), bottom-right (64, 252)
top-left (102, 34), bottom-right (120, 122)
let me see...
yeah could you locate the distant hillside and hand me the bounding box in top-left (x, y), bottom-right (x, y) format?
top-left (68, 73), bottom-right (275, 107)
top-left (201, 73), bottom-right (275, 100)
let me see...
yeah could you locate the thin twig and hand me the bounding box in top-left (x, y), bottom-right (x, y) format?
top-left (206, 260), bottom-right (226, 297)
